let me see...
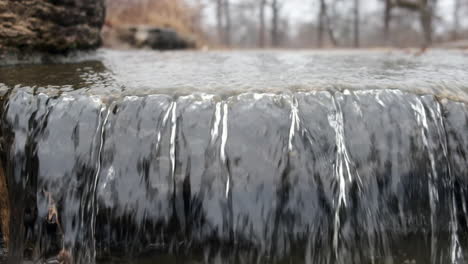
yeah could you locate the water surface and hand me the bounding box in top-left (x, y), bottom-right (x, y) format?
top-left (1, 49), bottom-right (468, 264)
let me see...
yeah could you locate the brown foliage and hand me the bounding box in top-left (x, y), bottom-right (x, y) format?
top-left (106, 0), bottom-right (205, 46)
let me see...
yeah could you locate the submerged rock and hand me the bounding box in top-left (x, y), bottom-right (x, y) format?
top-left (0, 0), bottom-right (105, 54)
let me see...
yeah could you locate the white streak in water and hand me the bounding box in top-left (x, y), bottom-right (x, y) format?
top-left (170, 102), bottom-right (177, 181)
top-left (90, 96), bottom-right (102, 106)
top-left (211, 102), bottom-right (222, 142)
top-left (208, 101), bottom-right (230, 198)
top-left (221, 103), bottom-right (229, 198)
top-left (411, 97), bottom-right (439, 264)
top-left (163, 102), bottom-right (174, 124)
top-left (376, 93), bottom-right (386, 107)
top-left (330, 96), bottom-right (357, 206)
top-left (124, 96), bottom-right (139, 102)
top-left (220, 103), bottom-right (228, 163)
top-left (62, 96), bottom-right (75, 102)
top-left (432, 102), bottom-right (462, 264)
top-left (329, 94), bottom-right (362, 262)
top-left (90, 103), bottom-right (111, 260)
top-left (100, 166), bottom-right (114, 192)
top-left (155, 101), bottom-right (174, 153)
top-left (288, 96), bottom-right (300, 152)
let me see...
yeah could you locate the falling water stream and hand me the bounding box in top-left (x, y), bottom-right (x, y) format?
top-left (1, 50), bottom-right (468, 263)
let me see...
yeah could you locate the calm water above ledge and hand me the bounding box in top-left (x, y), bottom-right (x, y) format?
top-left (1, 49), bottom-right (468, 100)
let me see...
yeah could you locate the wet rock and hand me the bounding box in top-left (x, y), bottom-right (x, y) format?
top-left (56, 249), bottom-right (72, 264)
top-left (104, 25), bottom-right (196, 50)
top-left (0, 160), bottom-right (9, 249)
top-left (0, 0), bottom-right (105, 54)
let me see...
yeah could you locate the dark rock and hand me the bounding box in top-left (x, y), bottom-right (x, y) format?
top-left (105, 25), bottom-right (196, 50)
top-left (0, 0), bottom-right (105, 54)
top-left (0, 160), bottom-right (9, 250)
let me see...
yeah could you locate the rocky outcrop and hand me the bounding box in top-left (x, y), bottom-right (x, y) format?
top-left (0, 0), bottom-right (105, 53)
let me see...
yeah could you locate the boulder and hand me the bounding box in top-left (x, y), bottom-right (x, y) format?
top-left (104, 25), bottom-right (196, 50)
top-left (0, 0), bottom-right (105, 53)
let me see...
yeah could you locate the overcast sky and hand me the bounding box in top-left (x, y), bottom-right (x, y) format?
top-left (285, 0), bottom-right (457, 23)
top-left (194, 0), bottom-right (460, 27)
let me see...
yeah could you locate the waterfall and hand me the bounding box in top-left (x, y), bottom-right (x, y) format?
top-left (2, 88), bottom-right (468, 263)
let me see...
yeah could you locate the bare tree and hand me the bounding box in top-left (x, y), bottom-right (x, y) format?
top-left (224, 0), bottom-right (232, 45)
top-left (390, 0), bottom-right (437, 47)
top-left (215, 0), bottom-right (224, 44)
top-left (259, 0), bottom-right (267, 47)
top-left (419, 0), bottom-right (435, 47)
top-left (271, 0), bottom-right (280, 47)
top-left (317, 0), bottom-right (337, 47)
top-left (383, 0), bottom-right (392, 45)
top-left (318, 0), bottom-right (326, 47)
top-left (353, 0), bottom-right (360, 47)
top-left (214, 0), bottom-right (232, 46)
top-left (325, 12), bottom-right (337, 46)
top-left (452, 0), bottom-right (461, 40)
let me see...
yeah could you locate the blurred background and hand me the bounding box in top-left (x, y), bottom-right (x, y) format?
top-left (103, 0), bottom-right (467, 50)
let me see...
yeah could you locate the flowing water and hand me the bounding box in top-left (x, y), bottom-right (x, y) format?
top-left (1, 49), bottom-right (468, 264)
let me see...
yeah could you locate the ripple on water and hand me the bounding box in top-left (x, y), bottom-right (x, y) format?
top-left (0, 49), bottom-right (467, 101)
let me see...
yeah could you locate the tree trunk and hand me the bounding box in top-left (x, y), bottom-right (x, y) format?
top-left (325, 0), bottom-right (338, 47)
top-left (271, 0), bottom-right (280, 47)
top-left (318, 0), bottom-right (326, 47)
top-left (394, 0), bottom-right (420, 10)
top-left (419, 0), bottom-right (434, 48)
top-left (353, 0), bottom-right (360, 47)
top-left (215, 0), bottom-right (224, 44)
top-left (383, 0), bottom-right (392, 45)
top-left (325, 13), bottom-right (338, 46)
top-left (259, 0), bottom-right (267, 48)
top-left (224, 0), bottom-right (232, 46)
top-left (452, 0), bottom-right (461, 40)
top-left (394, 0), bottom-right (436, 48)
